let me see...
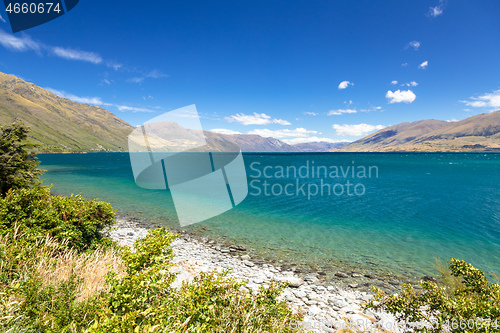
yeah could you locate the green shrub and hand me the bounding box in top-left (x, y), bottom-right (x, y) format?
top-left (367, 258), bottom-right (500, 332)
top-left (0, 186), bottom-right (115, 250)
top-left (90, 228), bottom-right (304, 333)
top-left (0, 122), bottom-right (44, 196)
top-left (1, 216), bottom-right (303, 332)
top-left (0, 230), bottom-right (111, 333)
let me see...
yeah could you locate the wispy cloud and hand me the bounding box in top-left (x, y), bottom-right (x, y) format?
top-left (225, 112), bottom-right (291, 126)
top-left (282, 137), bottom-right (350, 145)
top-left (386, 89), bottom-right (416, 104)
top-left (127, 77), bottom-right (145, 84)
top-left (327, 109), bottom-right (357, 116)
top-left (45, 88), bottom-right (104, 105)
top-left (0, 14), bottom-right (6, 23)
top-left (461, 89), bottom-right (500, 109)
top-left (0, 29), bottom-right (163, 79)
top-left (52, 47), bottom-right (102, 64)
top-left (332, 124), bottom-right (385, 137)
top-left (46, 88), bottom-right (155, 112)
top-left (128, 69), bottom-right (168, 84)
top-left (418, 61), bottom-right (429, 69)
top-left (0, 29), bottom-right (41, 53)
top-left (211, 128), bottom-right (242, 135)
top-left (391, 80), bottom-right (398, 85)
top-left (401, 63), bottom-right (408, 67)
top-left (428, 0), bottom-right (446, 17)
top-left (402, 81), bottom-right (418, 87)
top-left (407, 41), bottom-right (421, 50)
top-left (248, 128), bottom-right (318, 138)
top-left (338, 80), bottom-right (354, 90)
top-left (0, 29), bottom-right (104, 64)
top-left (303, 111), bottom-right (318, 116)
top-left (106, 61), bottom-right (122, 71)
top-left (360, 106), bottom-right (383, 112)
top-left (115, 105), bottom-right (155, 112)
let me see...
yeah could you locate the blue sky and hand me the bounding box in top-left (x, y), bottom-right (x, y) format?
top-left (0, 0), bottom-right (499, 144)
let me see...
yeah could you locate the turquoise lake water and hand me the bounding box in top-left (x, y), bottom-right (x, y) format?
top-left (38, 152), bottom-right (500, 280)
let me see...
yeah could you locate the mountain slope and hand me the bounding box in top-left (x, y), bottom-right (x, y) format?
top-left (336, 111), bottom-right (500, 152)
top-left (0, 72), bottom-right (134, 152)
top-left (293, 141), bottom-right (350, 152)
top-left (128, 120), bottom-right (303, 152)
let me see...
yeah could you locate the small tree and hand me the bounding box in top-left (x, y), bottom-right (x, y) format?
top-left (367, 258), bottom-right (500, 332)
top-left (0, 122), bottom-right (43, 196)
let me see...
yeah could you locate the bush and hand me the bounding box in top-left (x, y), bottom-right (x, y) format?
top-left (0, 122), bottom-right (44, 196)
top-left (0, 186), bottom-right (115, 250)
top-left (90, 228), bottom-right (304, 333)
top-left (367, 258), bottom-right (500, 332)
top-left (0, 230), bottom-right (121, 333)
top-left (1, 211), bottom-right (303, 332)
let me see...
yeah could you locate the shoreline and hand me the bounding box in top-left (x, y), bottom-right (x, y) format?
top-left (114, 211), bottom-right (428, 295)
top-left (108, 216), bottom-right (415, 332)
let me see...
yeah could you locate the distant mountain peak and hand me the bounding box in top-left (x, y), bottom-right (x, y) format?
top-left (335, 111), bottom-right (500, 152)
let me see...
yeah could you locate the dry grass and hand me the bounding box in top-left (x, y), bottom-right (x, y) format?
top-left (1, 230), bottom-right (125, 304)
top-left (434, 257), bottom-right (464, 296)
top-left (35, 243), bottom-right (124, 302)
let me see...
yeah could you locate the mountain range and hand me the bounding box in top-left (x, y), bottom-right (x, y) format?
top-left (336, 111), bottom-right (500, 152)
top-left (0, 72), bottom-right (339, 152)
top-left (1, 72), bottom-right (498, 153)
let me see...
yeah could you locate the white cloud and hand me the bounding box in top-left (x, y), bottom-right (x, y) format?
top-left (0, 29), bottom-right (41, 53)
top-left (52, 47), bottom-right (102, 64)
top-left (282, 137), bottom-right (351, 145)
top-left (332, 124), bottom-right (386, 137)
top-left (128, 77), bottom-right (144, 84)
top-left (0, 29), bottom-right (107, 65)
top-left (225, 112), bottom-right (291, 126)
top-left (47, 87), bottom-right (155, 112)
top-left (401, 63), bottom-right (408, 67)
top-left (106, 61), bottom-right (122, 71)
top-left (115, 105), bottom-right (155, 113)
top-left (248, 128), bottom-right (318, 138)
top-left (386, 90), bottom-right (416, 104)
top-left (146, 69), bottom-right (168, 79)
top-left (391, 80), bottom-right (398, 85)
top-left (211, 129), bottom-right (242, 135)
top-left (338, 81), bottom-right (353, 90)
top-left (461, 89), bottom-right (500, 109)
top-left (402, 81), bottom-right (418, 87)
top-left (408, 41), bottom-right (421, 50)
top-left (127, 69), bottom-right (168, 84)
top-left (46, 88), bottom-right (103, 105)
top-left (418, 61), bottom-right (429, 69)
top-left (327, 109), bottom-right (357, 116)
top-left (0, 29), bottom-right (162, 79)
top-left (0, 14), bottom-right (6, 23)
top-left (303, 111), bottom-right (318, 116)
top-left (428, 0), bottom-right (446, 17)
top-left (446, 118), bottom-right (458, 122)
top-left (360, 106), bottom-right (383, 112)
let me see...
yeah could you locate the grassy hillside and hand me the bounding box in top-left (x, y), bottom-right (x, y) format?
top-left (0, 72), bottom-right (134, 152)
top-left (336, 111), bottom-right (500, 152)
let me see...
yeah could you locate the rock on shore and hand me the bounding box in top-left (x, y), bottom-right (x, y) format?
top-left (108, 219), bottom-right (403, 332)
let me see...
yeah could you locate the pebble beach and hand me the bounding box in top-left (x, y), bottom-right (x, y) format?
top-left (108, 217), bottom-right (407, 332)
